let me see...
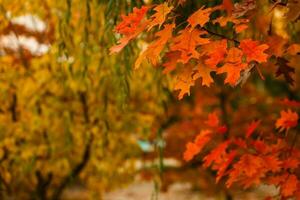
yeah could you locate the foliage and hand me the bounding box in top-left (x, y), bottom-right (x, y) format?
top-left (111, 0), bottom-right (300, 199)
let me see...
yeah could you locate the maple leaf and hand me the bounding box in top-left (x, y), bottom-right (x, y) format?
top-left (217, 47), bottom-right (248, 86)
top-left (187, 6), bottom-right (212, 30)
top-left (239, 154), bottom-right (265, 177)
top-left (246, 120), bottom-right (261, 138)
top-left (275, 109), bottom-right (299, 132)
top-left (135, 23), bottom-right (174, 69)
top-left (216, 150), bottom-right (237, 183)
top-left (263, 155), bottom-right (282, 172)
top-left (280, 174), bottom-right (298, 197)
top-left (202, 40), bottom-right (227, 68)
top-left (240, 39), bottom-right (269, 63)
top-left (183, 130), bottom-right (212, 161)
top-left (174, 65), bottom-right (195, 99)
top-left (147, 3), bottom-right (173, 30)
top-left (110, 6), bottom-right (149, 54)
top-left (183, 142), bottom-right (201, 161)
top-left (276, 57), bottom-right (295, 85)
top-left (203, 141), bottom-right (230, 168)
top-left (227, 154), bottom-right (265, 188)
top-left (171, 28), bottom-right (210, 63)
top-left (193, 63), bottom-right (214, 87)
top-left (162, 51), bottom-right (180, 74)
top-left (194, 131), bottom-right (212, 151)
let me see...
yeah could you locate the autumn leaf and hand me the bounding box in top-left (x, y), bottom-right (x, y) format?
top-left (188, 6), bottom-right (212, 30)
top-left (174, 65), bottom-right (195, 99)
top-left (203, 141), bottom-right (230, 168)
top-left (135, 23), bottom-right (174, 69)
top-left (246, 120), bottom-right (261, 138)
top-left (226, 154), bottom-right (265, 188)
top-left (147, 3), bottom-right (173, 30)
top-left (275, 109), bottom-right (299, 132)
top-left (171, 28), bottom-right (210, 63)
top-left (162, 51), bottom-right (180, 74)
top-left (184, 129), bottom-right (212, 161)
top-left (240, 39), bottom-right (269, 63)
top-left (280, 174), bottom-right (298, 197)
top-left (275, 57), bottom-right (295, 85)
top-left (202, 39), bottom-right (227, 68)
top-left (216, 150), bottom-right (237, 183)
top-left (193, 63), bottom-right (214, 87)
top-left (183, 142), bottom-right (201, 161)
top-left (110, 6), bottom-right (149, 54)
top-left (263, 155), bottom-right (282, 172)
top-left (217, 47), bottom-right (248, 86)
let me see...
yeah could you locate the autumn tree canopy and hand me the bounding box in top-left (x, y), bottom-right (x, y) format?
top-left (111, 0), bottom-right (300, 199)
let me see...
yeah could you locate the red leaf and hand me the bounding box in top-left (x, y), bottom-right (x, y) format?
top-left (281, 174), bottom-right (298, 197)
top-left (246, 120), bottom-right (261, 138)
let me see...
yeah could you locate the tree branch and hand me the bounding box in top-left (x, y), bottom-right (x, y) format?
top-left (50, 135), bottom-right (93, 200)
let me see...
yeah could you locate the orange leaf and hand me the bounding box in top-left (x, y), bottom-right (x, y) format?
top-left (147, 3), bottom-right (173, 30)
top-left (203, 40), bottom-right (228, 68)
top-left (203, 141), bottom-right (230, 168)
top-left (240, 39), bottom-right (269, 63)
top-left (275, 109), bottom-right (299, 132)
top-left (183, 142), bottom-right (201, 161)
top-left (174, 65), bottom-right (195, 100)
top-left (171, 28), bottom-right (210, 63)
top-left (187, 6), bottom-right (212, 30)
top-left (110, 6), bottom-right (149, 54)
top-left (217, 47), bottom-right (247, 86)
top-left (162, 51), bottom-right (180, 74)
top-left (135, 23), bottom-right (174, 69)
top-left (193, 64), bottom-right (214, 87)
